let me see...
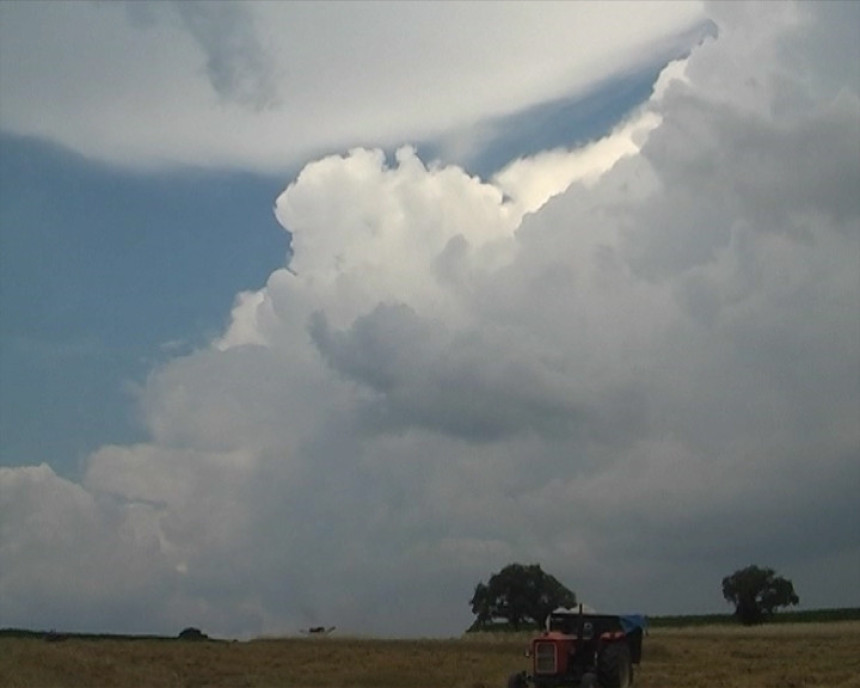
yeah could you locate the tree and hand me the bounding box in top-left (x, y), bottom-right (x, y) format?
top-left (178, 627), bottom-right (209, 641)
top-left (470, 563), bottom-right (576, 630)
top-left (721, 565), bottom-right (799, 625)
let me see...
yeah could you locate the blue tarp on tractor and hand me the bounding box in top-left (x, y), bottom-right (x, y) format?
top-left (618, 614), bottom-right (648, 634)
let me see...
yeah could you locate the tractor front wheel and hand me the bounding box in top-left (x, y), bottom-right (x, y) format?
top-left (597, 642), bottom-right (633, 688)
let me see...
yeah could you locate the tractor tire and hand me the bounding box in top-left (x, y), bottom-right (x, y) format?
top-left (507, 671), bottom-right (529, 688)
top-left (597, 642), bottom-right (633, 688)
top-left (580, 673), bottom-right (598, 688)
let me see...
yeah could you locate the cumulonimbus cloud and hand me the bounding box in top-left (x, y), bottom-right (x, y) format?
top-left (1, 1), bottom-right (858, 637)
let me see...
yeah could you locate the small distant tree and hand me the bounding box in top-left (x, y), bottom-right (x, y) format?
top-left (178, 627), bottom-right (208, 641)
top-left (721, 565), bottom-right (799, 625)
top-left (470, 563), bottom-right (576, 631)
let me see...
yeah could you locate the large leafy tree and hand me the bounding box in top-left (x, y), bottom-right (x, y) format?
top-left (721, 565), bottom-right (799, 625)
top-left (470, 563), bottom-right (576, 630)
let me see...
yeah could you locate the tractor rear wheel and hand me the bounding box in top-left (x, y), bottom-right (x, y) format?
top-left (507, 671), bottom-right (528, 688)
top-left (597, 642), bottom-right (633, 688)
top-left (580, 672), bottom-right (598, 688)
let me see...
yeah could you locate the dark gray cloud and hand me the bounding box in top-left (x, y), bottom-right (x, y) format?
top-left (310, 303), bottom-right (583, 441)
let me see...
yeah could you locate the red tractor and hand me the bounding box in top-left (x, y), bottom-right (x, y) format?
top-left (507, 607), bottom-right (645, 688)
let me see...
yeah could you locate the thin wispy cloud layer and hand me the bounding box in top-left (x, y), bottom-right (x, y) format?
top-left (1, 1), bottom-right (858, 638)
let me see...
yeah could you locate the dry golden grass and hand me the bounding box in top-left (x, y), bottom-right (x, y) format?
top-left (641, 622), bottom-right (860, 688)
top-left (1, 622), bottom-right (859, 688)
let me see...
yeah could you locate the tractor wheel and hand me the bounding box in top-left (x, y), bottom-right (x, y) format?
top-left (507, 671), bottom-right (529, 688)
top-left (580, 673), bottom-right (598, 688)
top-left (596, 642), bottom-right (633, 688)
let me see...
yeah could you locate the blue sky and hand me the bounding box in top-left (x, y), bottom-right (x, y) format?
top-left (1, 1), bottom-right (858, 639)
top-left (1, 133), bottom-right (289, 475)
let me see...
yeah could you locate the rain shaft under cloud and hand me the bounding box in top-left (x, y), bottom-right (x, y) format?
top-left (1, 2), bottom-right (858, 637)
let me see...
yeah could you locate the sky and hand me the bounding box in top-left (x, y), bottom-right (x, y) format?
top-left (0, 1), bottom-right (858, 639)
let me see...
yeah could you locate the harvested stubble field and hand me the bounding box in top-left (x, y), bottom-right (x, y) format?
top-left (2, 622), bottom-right (859, 688)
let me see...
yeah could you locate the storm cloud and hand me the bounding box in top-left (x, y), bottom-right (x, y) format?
top-left (1, 1), bottom-right (858, 637)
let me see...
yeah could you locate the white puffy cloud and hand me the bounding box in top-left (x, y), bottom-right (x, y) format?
top-left (1, 1), bottom-right (858, 637)
top-left (0, 1), bottom-right (705, 171)
top-left (0, 464), bottom-right (175, 632)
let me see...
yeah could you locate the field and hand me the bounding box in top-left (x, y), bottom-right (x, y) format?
top-left (2, 622), bottom-right (860, 688)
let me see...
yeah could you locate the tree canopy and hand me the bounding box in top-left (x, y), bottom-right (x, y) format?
top-left (722, 565), bottom-right (799, 625)
top-left (469, 563), bottom-right (576, 630)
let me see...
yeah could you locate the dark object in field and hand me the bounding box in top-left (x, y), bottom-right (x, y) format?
top-left (506, 606), bottom-right (645, 687)
top-left (178, 627), bottom-right (209, 641)
top-left (44, 630), bottom-right (68, 642)
top-left (303, 626), bottom-right (336, 635)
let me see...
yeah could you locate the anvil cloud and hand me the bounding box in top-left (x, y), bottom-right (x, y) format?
top-left (0, 1), bottom-right (704, 171)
